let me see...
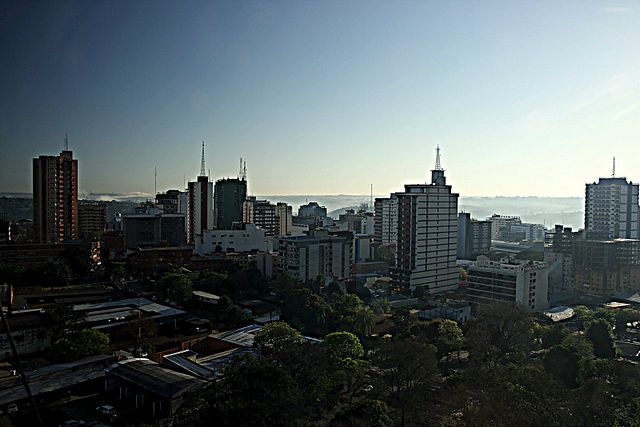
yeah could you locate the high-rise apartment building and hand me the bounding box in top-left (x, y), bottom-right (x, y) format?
top-left (374, 196), bottom-right (398, 246)
top-left (187, 143), bottom-right (214, 244)
top-left (457, 213), bottom-right (492, 259)
top-left (214, 178), bottom-right (247, 229)
top-left (389, 147), bottom-right (459, 295)
top-left (275, 202), bottom-right (293, 237)
top-left (585, 176), bottom-right (640, 240)
top-left (32, 140), bottom-right (78, 243)
top-left (78, 201), bottom-right (107, 239)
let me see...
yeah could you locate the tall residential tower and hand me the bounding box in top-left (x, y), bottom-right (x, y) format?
top-left (187, 142), bottom-right (214, 244)
top-left (390, 147), bottom-right (459, 295)
top-left (32, 137), bottom-right (78, 243)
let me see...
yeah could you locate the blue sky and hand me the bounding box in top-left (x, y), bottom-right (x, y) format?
top-left (1, 0), bottom-right (639, 197)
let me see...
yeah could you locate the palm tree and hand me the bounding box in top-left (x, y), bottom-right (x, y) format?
top-left (354, 306), bottom-right (375, 337)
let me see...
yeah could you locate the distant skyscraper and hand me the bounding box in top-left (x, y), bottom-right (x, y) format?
top-left (187, 142), bottom-right (214, 244)
top-left (32, 138), bottom-right (78, 243)
top-left (585, 175), bottom-right (640, 240)
top-left (390, 146), bottom-right (459, 295)
top-left (214, 178), bottom-right (247, 229)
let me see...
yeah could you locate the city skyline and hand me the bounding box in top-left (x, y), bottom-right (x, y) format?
top-left (2, 1), bottom-right (639, 197)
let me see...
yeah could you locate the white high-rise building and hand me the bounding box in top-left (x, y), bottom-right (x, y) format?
top-left (389, 147), bottom-right (459, 295)
top-left (374, 196), bottom-right (398, 245)
top-left (585, 176), bottom-right (640, 240)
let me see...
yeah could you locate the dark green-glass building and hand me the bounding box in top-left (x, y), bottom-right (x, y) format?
top-left (214, 178), bottom-right (247, 229)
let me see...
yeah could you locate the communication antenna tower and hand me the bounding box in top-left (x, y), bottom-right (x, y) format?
top-left (200, 141), bottom-right (206, 176)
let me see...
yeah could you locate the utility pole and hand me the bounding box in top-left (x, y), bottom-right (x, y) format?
top-left (0, 285), bottom-right (43, 427)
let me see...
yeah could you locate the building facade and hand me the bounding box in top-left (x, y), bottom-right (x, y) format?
top-left (156, 190), bottom-right (186, 215)
top-left (122, 214), bottom-right (186, 249)
top-left (214, 178), bottom-right (247, 230)
top-left (374, 196), bottom-right (398, 248)
top-left (389, 147), bottom-right (459, 295)
top-left (298, 202), bottom-right (327, 219)
top-left (32, 145), bottom-right (78, 243)
top-left (78, 201), bottom-right (107, 239)
top-left (457, 213), bottom-right (492, 259)
top-left (195, 224), bottom-right (268, 254)
top-left (467, 256), bottom-right (549, 310)
top-left (275, 202), bottom-right (293, 237)
top-left (487, 214), bottom-right (521, 241)
top-left (277, 229), bottom-right (352, 283)
top-left (573, 238), bottom-right (640, 296)
top-left (187, 143), bottom-right (214, 244)
top-left (585, 177), bottom-right (640, 240)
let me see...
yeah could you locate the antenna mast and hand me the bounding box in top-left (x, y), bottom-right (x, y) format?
top-left (154, 166), bottom-right (157, 196)
top-left (64, 133), bottom-right (69, 151)
top-left (242, 160), bottom-right (247, 181)
top-left (435, 145), bottom-right (442, 171)
top-left (612, 156), bottom-right (616, 178)
top-left (200, 141), bottom-right (206, 176)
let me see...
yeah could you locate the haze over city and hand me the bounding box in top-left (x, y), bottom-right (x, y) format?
top-left (2, 1), bottom-right (639, 197)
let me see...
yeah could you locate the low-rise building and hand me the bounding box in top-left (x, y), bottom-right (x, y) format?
top-left (467, 256), bottom-right (549, 310)
top-left (195, 224), bottom-right (268, 254)
top-left (122, 214), bottom-right (186, 249)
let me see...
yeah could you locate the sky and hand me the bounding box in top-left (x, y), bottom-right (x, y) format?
top-left (1, 0), bottom-right (639, 198)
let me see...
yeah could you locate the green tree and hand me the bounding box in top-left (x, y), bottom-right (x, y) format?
top-left (353, 306), bottom-right (375, 337)
top-left (323, 331), bottom-right (364, 360)
top-left (373, 339), bottom-right (438, 426)
top-left (159, 271), bottom-right (193, 305)
top-left (51, 329), bottom-right (109, 362)
top-left (212, 355), bottom-right (297, 426)
top-left (253, 321), bottom-right (303, 357)
top-left (331, 400), bottom-right (393, 427)
top-left (452, 364), bottom-right (571, 427)
top-left (543, 345), bottom-right (580, 387)
top-left (465, 303), bottom-right (534, 365)
top-left (586, 318), bottom-right (617, 359)
top-left (434, 319), bottom-right (465, 361)
top-left (282, 288), bottom-right (329, 335)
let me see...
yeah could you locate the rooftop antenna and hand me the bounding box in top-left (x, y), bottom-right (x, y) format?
top-left (154, 166), bottom-right (157, 196)
top-left (435, 145), bottom-right (443, 171)
top-left (370, 184), bottom-right (373, 210)
top-left (64, 133), bottom-right (69, 150)
top-left (242, 160), bottom-right (247, 181)
top-left (200, 141), bottom-right (206, 177)
top-left (612, 156), bottom-right (616, 178)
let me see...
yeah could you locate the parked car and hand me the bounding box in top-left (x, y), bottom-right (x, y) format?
top-left (96, 405), bottom-right (116, 415)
